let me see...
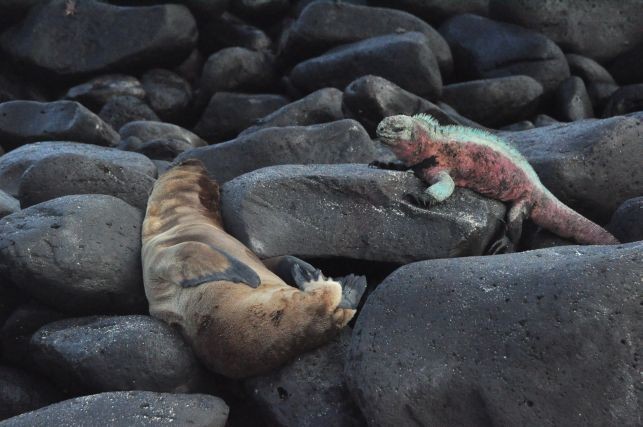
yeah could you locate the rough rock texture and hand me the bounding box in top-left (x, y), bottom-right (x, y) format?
top-left (140, 69), bottom-right (192, 123)
top-left (0, 366), bottom-right (61, 422)
top-left (30, 316), bottom-right (203, 394)
top-left (0, 190), bottom-right (19, 218)
top-left (239, 88), bottom-right (344, 136)
top-left (0, 0), bottom-right (198, 77)
top-left (0, 195), bottom-right (146, 314)
top-left (554, 76), bottom-right (594, 121)
top-left (0, 101), bottom-right (119, 151)
top-left (0, 142), bottom-right (157, 197)
top-left (194, 92), bottom-right (289, 143)
top-left (607, 197), bottom-right (643, 243)
top-left (290, 32), bottom-right (442, 100)
top-left (440, 14), bottom-right (569, 93)
top-left (609, 43), bottom-right (643, 85)
top-left (246, 331), bottom-right (365, 427)
top-left (0, 391), bottom-right (229, 427)
top-left (342, 75), bottom-right (466, 134)
top-left (177, 120), bottom-right (379, 184)
top-left (64, 75), bottom-right (146, 112)
top-left (368, 0), bottom-right (489, 23)
top-left (346, 242), bottom-right (642, 426)
top-left (489, 0), bottom-right (643, 62)
top-left (441, 75), bottom-right (543, 127)
top-left (221, 164), bottom-right (505, 262)
top-left (602, 84), bottom-right (643, 118)
top-left (98, 95), bottom-right (160, 131)
top-left (17, 153), bottom-right (155, 210)
top-left (506, 116), bottom-right (643, 222)
top-left (281, 2), bottom-right (452, 76)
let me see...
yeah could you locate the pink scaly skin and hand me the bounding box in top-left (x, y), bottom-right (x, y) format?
top-left (375, 114), bottom-right (619, 250)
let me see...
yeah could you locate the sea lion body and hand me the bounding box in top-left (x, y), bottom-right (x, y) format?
top-left (142, 161), bottom-right (355, 378)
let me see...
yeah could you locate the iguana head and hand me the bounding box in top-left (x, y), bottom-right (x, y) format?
top-left (375, 115), bottom-right (415, 147)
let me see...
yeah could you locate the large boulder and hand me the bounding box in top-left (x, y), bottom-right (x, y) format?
top-left (368, 0), bottom-right (489, 24)
top-left (346, 242), bottom-right (642, 426)
top-left (221, 164), bottom-right (505, 262)
top-left (0, 0), bottom-right (197, 77)
top-left (0, 195), bottom-right (146, 314)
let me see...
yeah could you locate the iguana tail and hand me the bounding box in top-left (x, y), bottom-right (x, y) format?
top-left (530, 190), bottom-right (619, 245)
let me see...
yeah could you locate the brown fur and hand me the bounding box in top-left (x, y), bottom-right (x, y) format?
top-left (141, 160), bottom-right (355, 378)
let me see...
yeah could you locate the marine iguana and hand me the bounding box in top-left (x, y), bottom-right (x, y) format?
top-left (374, 114), bottom-right (619, 251)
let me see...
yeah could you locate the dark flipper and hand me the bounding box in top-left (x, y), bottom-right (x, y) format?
top-left (337, 274), bottom-right (368, 309)
top-left (263, 255), bottom-right (319, 288)
top-left (291, 263), bottom-right (326, 290)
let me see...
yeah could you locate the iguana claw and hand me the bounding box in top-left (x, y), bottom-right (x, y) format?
top-left (405, 192), bottom-right (439, 208)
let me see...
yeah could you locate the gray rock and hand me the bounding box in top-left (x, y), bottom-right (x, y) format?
top-left (119, 121), bottom-right (206, 148)
top-left (178, 120), bottom-right (378, 184)
top-left (0, 0), bottom-right (197, 77)
top-left (99, 96), bottom-right (159, 131)
top-left (0, 366), bottom-right (61, 422)
top-left (140, 69), bottom-right (192, 123)
top-left (0, 141), bottom-right (157, 197)
top-left (587, 81), bottom-right (620, 112)
top-left (232, 0), bottom-right (289, 19)
top-left (0, 101), bottom-right (119, 151)
top-left (555, 76), bottom-right (594, 121)
top-left (532, 114), bottom-right (559, 128)
top-left (346, 242), bottom-right (642, 426)
top-left (607, 197), bottom-right (643, 243)
top-left (31, 315), bottom-right (203, 394)
top-left (240, 88), bottom-right (344, 136)
top-left (221, 164), bottom-right (505, 262)
top-left (64, 75), bottom-right (146, 112)
top-left (440, 14), bottom-right (569, 94)
top-left (489, 0), bottom-right (643, 62)
top-left (153, 160), bottom-right (172, 175)
top-left (199, 12), bottom-right (272, 54)
top-left (501, 120), bottom-right (535, 131)
top-left (246, 330), bottom-right (365, 427)
top-left (0, 195), bottom-right (147, 314)
top-left (1, 302), bottom-right (64, 369)
top-left (0, 391), bottom-right (228, 427)
top-left (199, 48), bottom-right (277, 104)
top-left (281, 2), bottom-right (452, 76)
top-left (565, 54), bottom-right (616, 86)
top-left (17, 153), bottom-right (155, 210)
top-left (342, 75), bottom-right (467, 134)
top-left (602, 84), bottom-right (643, 118)
top-left (441, 75), bottom-right (543, 127)
top-left (506, 116), bottom-right (643, 222)
top-left (183, 0), bottom-right (228, 19)
top-left (290, 32), bottom-right (442, 100)
top-left (368, 0), bottom-right (489, 24)
top-left (0, 60), bottom-right (46, 104)
top-left (0, 190), bottom-right (19, 218)
top-left (194, 93), bottom-right (289, 143)
top-left (609, 42), bottom-right (643, 86)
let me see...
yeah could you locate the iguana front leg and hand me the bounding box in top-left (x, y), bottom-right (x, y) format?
top-left (408, 170), bottom-right (455, 207)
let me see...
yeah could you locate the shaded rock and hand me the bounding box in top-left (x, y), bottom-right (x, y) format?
top-left (1, 302), bottom-right (64, 369)
top-left (489, 0), bottom-right (643, 62)
top-left (64, 75), bottom-right (146, 112)
top-left (587, 82), bottom-right (620, 112)
top-left (0, 286), bottom-right (22, 331)
top-left (153, 160), bottom-right (172, 175)
top-left (501, 121), bottom-right (534, 131)
top-left (609, 42), bottom-right (643, 86)
top-left (0, 60), bottom-right (47, 104)
top-left (0, 391), bottom-right (228, 427)
top-left (194, 93), bottom-right (289, 143)
top-left (221, 164), bottom-right (505, 262)
top-left (0, 0), bottom-right (41, 26)
top-left (281, 2), bottom-right (452, 76)
top-left (607, 197), bottom-right (643, 243)
top-left (240, 88), bottom-right (343, 136)
top-left (140, 69), bottom-right (192, 123)
top-left (0, 141), bottom-right (157, 197)
top-left (435, 101), bottom-right (487, 129)
top-left (441, 75), bottom-right (543, 127)
top-left (246, 330), bottom-right (365, 427)
top-left (0, 101), bottom-right (119, 151)
top-left (0, 190), bottom-right (19, 219)
top-left (506, 116), bottom-right (643, 222)
top-left (346, 243), bottom-right (642, 426)
top-left (368, 0), bottom-right (489, 24)
top-left (532, 114), bottom-right (558, 127)
top-left (98, 95), bottom-right (159, 131)
top-left (0, 195), bottom-right (146, 314)
top-left (174, 49), bottom-right (204, 85)
top-left (231, 0), bottom-right (290, 20)
top-left (31, 315), bottom-right (203, 394)
top-left (290, 32), bottom-right (442, 99)
top-left (602, 84), bottom-right (643, 118)
top-left (199, 12), bottom-right (272, 55)
top-left (119, 121), bottom-right (206, 148)
top-left (440, 14), bottom-right (569, 93)
top-left (199, 48), bottom-right (277, 103)
top-left (0, 366), bottom-right (61, 422)
top-left (118, 138), bottom-right (192, 161)
top-left (565, 54), bottom-right (616, 86)
top-left (342, 75), bottom-right (467, 134)
top-left (183, 0), bottom-right (228, 19)
top-left (555, 76), bottom-right (593, 121)
top-left (178, 120), bottom-right (379, 184)
top-left (0, 0), bottom-right (197, 77)
top-left (18, 153), bottom-right (155, 210)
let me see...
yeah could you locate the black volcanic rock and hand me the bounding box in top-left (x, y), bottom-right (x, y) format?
top-left (554, 76), bottom-right (594, 121)
top-left (609, 42), bottom-right (643, 86)
top-left (368, 0), bottom-right (489, 24)
top-left (0, 366), bottom-right (61, 422)
top-left (0, 190), bottom-right (19, 219)
top-left (199, 12), bottom-right (272, 55)
top-left (141, 69), bottom-right (192, 123)
top-left (98, 96), bottom-right (159, 131)
top-left (0, 0), bottom-right (198, 77)
top-left (64, 75), bottom-right (146, 112)
top-left (602, 84), bottom-right (643, 118)
top-left (607, 197), bottom-right (643, 243)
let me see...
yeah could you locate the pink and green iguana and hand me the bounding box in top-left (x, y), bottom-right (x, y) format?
top-left (374, 114), bottom-right (619, 251)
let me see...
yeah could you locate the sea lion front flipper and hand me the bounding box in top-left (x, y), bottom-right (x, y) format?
top-left (337, 274), bottom-right (368, 309)
top-left (291, 263), bottom-right (326, 290)
top-left (263, 255), bottom-right (324, 289)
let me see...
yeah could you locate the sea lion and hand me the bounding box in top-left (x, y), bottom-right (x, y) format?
top-left (141, 160), bottom-right (365, 378)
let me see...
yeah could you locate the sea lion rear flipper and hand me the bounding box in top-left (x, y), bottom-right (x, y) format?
top-left (263, 255), bottom-right (322, 289)
top-left (337, 274), bottom-right (368, 309)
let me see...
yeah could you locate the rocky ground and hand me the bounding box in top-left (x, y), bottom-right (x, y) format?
top-left (0, 0), bottom-right (641, 426)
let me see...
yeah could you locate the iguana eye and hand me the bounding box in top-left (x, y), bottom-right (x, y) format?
top-left (392, 126), bottom-right (405, 132)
